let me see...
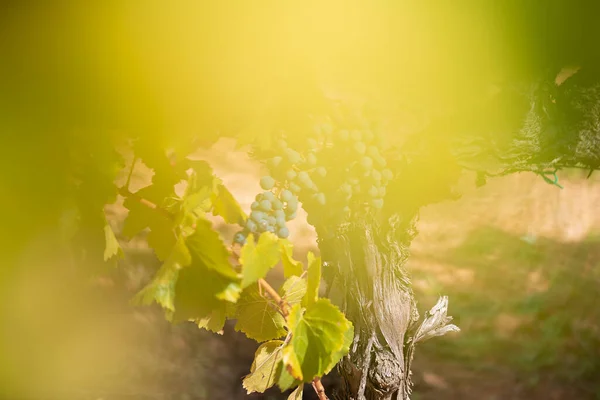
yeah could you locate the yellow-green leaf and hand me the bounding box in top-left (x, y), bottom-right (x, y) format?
top-left (240, 232), bottom-right (280, 288)
top-left (242, 340), bottom-right (284, 394)
top-left (287, 385), bottom-right (303, 400)
top-left (279, 276), bottom-right (307, 308)
top-left (235, 283), bottom-right (286, 342)
top-left (280, 240), bottom-right (304, 278)
top-left (212, 181), bottom-right (247, 226)
top-left (282, 299), bottom-right (352, 382)
top-left (303, 251), bottom-right (321, 307)
top-left (103, 222), bottom-right (123, 261)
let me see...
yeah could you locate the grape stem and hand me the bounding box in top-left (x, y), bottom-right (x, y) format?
top-left (118, 187), bottom-right (174, 221)
top-left (124, 156), bottom-right (138, 190)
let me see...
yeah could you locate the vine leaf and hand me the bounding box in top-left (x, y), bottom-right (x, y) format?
top-left (172, 221), bottom-right (241, 322)
top-left (185, 219), bottom-right (239, 280)
top-left (282, 298), bottom-right (352, 381)
top-left (195, 307), bottom-right (227, 335)
top-left (242, 340), bottom-right (284, 394)
top-left (279, 275), bottom-right (307, 307)
top-left (103, 222), bottom-right (123, 261)
top-left (287, 384), bottom-right (303, 400)
top-left (212, 179), bottom-right (247, 226)
top-left (132, 265), bottom-right (179, 313)
top-left (280, 240), bottom-right (304, 278)
top-left (132, 234), bottom-right (192, 313)
top-left (146, 216), bottom-right (177, 261)
top-left (303, 251), bottom-right (321, 307)
top-left (240, 232), bottom-right (281, 288)
top-left (235, 283), bottom-right (287, 342)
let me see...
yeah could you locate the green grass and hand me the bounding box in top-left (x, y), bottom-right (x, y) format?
top-left (411, 227), bottom-right (600, 394)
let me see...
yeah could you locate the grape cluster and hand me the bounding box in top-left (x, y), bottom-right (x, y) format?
top-left (233, 120), bottom-right (394, 244)
top-left (233, 177), bottom-right (299, 245)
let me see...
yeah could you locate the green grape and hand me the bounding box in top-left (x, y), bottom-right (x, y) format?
top-left (274, 209), bottom-right (285, 219)
top-left (272, 198), bottom-right (283, 210)
top-left (371, 198), bottom-right (384, 209)
top-left (285, 211), bottom-right (297, 221)
top-left (313, 192), bottom-right (326, 205)
top-left (286, 169), bottom-right (297, 180)
top-left (290, 182), bottom-right (302, 193)
top-left (371, 169), bottom-right (382, 182)
top-left (262, 191), bottom-right (276, 202)
top-left (340, 183), bottom-right (352, 194)
top-left (307, 137), bottom-right (318, 149)
top-left (367, 146), bottom-right (380, 159)
top-left (285, 148), bottom-right (302, 164)
top-left (277, 139), bottom-right (287, 149)
top-left (379, 186), bottom-right (386, 197)
top-left (250, 211), bottom-right (266, 223)
top-left (286, 198), bottom-right (298, 213)
top-left (278, 227), bottom-right (290, 238)
top-left (382, 169), bottom-right (393, 181)
top-left (361, 156), bottom-right (373, 170)
top-left (268, 156), bottom-right (283, 169)
top-left (276, 216), bottom-right (286, 228)
top-left (233, 232), bottom-right (246, 245)
top-left (316, 166), bottom-right (327, 177)
top-left (354, 142), bottom-right (366, 154)
top-left (246, 220), bottom-right (258, 233)
top-left (306, 152), bottom-right (317, 165)
top-left (258, 220), bottom-right (269, 232)
top-left (297, 171), bottom-right (310, 183)
top-left (280, 189), bottom-right (294, 202)
top-left (260, 176), bottom-right (275, 190)
top-left (259, 199), bottom-right (272, 211)
top-left (267, 215), bottom-right (276, 226)
top-left (374, 155), bottom-right (386, 167)
top-left (368, 185), bottom-right (379, 197)
top-left (251, 201), bottom-right (260, 210)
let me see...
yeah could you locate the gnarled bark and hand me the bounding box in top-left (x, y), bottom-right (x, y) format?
top-left (319, 215), bottom-right (420, 400)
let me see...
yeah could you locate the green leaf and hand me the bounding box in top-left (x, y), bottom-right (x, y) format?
top-left (277, 366), bottom-right (301, 392)
top-left (211, 180), bottom-right (247, 226)
top-left (234, 283), bottom-right (287, 342)
top-left (279, 276), bottom-right (307, 307)
top-left (172, 222), bottom-right (241, 322)
top-left (242, 340), bottom-right (284, 394)
top-left (132, 234), bottom-right (192, 312)
top-left (132, 264), bottom-right (179, 312)
top-left (195, 306), bottom-right (227, 334)
top-left (186, 218), bottom-right (239, 280)
top-left (240, 232), bottom-right (281, 288)
top-left (282, 298), bottom-right (352, 381)
top-left (287, 385), bottom-right (304, 400)
top-left (303, 251), bottom-right (321, 307)
top-left (146, 217), bottom-right (177, 261)
top-left (103, 222), bottom-right (123, 261)
top-left (329, 322), bottom-right (354, 372)
top-left (280, 240), bottom-right (304, 278)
